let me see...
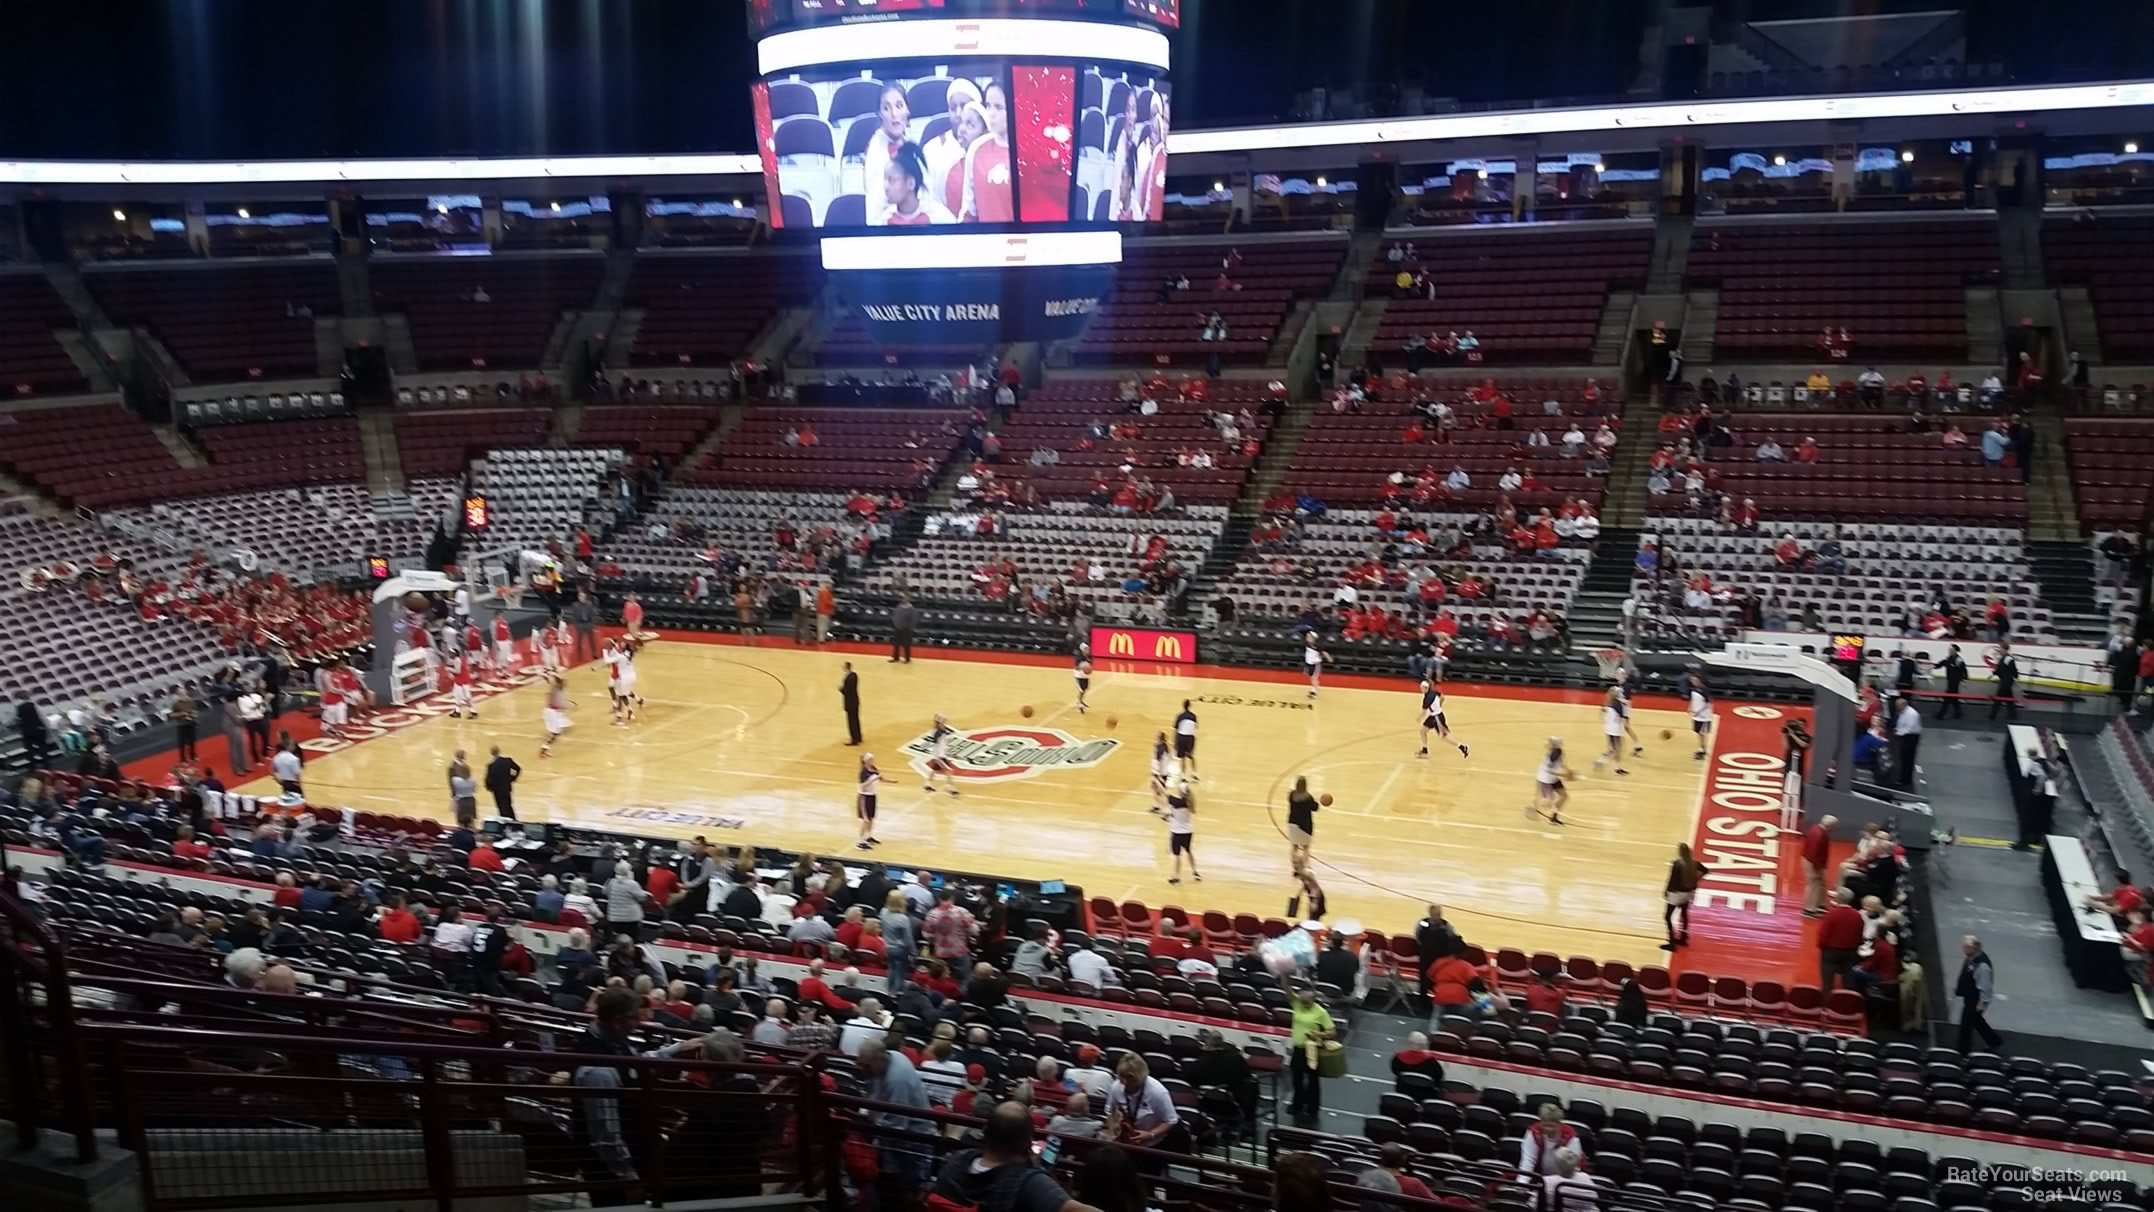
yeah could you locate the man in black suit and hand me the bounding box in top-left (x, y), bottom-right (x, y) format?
top-left (840, 662), bottom-right (862, 745)
top-left (484, 745), bottom-right (522, 820)
top-left (1990, 644), bottom-right (2020, 720)
top-left (1938, 644), bottom-right (1968, 718)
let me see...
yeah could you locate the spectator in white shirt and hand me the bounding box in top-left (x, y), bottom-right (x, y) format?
top-left (840, 998), bottom-right (890, 1056)
top-left (1541, 1148), bottom-right (1600, 1209)
top-left (1445, 467), bottom-right (1471, 491)
top-left (1066, 942), bottom-right (1119, 989)
top-left (1497, 467), bottom-right (1523, 492)
top-left (1756, 437), bottom-right (1786, 462)
top-left (1560, 424), bottom-right (1586, 456)
top-left (430, 906), bottom-right (475, 954)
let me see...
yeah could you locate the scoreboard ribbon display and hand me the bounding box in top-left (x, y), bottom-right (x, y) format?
top-left (1090, 624), bottom-right (1197, 664)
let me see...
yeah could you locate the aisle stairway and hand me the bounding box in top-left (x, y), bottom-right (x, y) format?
top-left (2058, 286), bottom-right (2104, 365)
top-left (1598, 397), bottom-right (1662, 528)
top-left (1592, 292), bottom-right (1636, 366)
top-left (2024, 412), bottom-right (2078, 543)
top-left (358, 409), bottom-right (405, 494)
top-left (1189, 400), bottom-right (1313, 614)
top-left (1681, 290), bottom-right (1719, 364)
top-left (1567, 526), bottom-right (1642, 651)
top-left (2027, 539), bottom-right (2114, 645)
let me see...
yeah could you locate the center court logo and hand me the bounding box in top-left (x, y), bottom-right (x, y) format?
top-left (901, 725), bottom-right (1119, 784)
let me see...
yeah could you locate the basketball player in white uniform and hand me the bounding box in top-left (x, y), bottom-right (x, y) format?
top-left (492, 615), bottom-right (516, 675)
top-left (605, 640), bottom-right (643, 725)
top-left (922, 715), bottom-right (962, 796)
top-left (1303, 635), bottom-right (1326, 699)
top-left (1074, 658), bottom-right (1092, 715)
top-left (539, 673), bottom-right (573, 757)
top-left (1149, 732), bottom-right (1175, 816)
top-left (1527, 737), bottom-right (1572, 825)
top-left (1593, 685), bottom-right (1631, 775)
top-left (1165, 779), bottom-right (1200, 884)
top-left (320, 660), bottom-right (351, 738)
top-left (1415, 678), bottom-right (1469, 759)
top-left (856, 753), bottom-right (881, 849)
top-left (535, 622), bottom-right (561, 673)
top-left (1615, 670), bottom-right (1645, 756)
top-left (1687, 674), bottom-right (1714, 760)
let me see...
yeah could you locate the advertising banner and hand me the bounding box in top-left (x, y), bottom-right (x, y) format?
top-left (845, 262), bottom-right (1113, 342)
top-left (1091, 623), bottom-right (1197, 664)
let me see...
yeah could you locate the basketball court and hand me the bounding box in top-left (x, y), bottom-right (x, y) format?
top-left (220, 633), bottom-right (1773, 973)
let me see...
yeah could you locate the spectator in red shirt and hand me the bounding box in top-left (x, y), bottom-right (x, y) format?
top-left (1389, 1033), bottom-right (1445, 1082)
top-left (1847, 926), bottom-right (1900, 996)
top-left (1522, 972), bottom-right (1567, 1016)
top-left (2087, 871), bottom-right (2146, 919)
top-left (646, 860), bottom-right (680, 908)
top-left (1817, 889), bottom-right (1865, 991)
top-left (1775, 534), bottom-right (1803, 568)
top-left (172, 825), bottom-right (212, 860)
top-left (1795, 436), bottom-right (1821, 464)
top-left (1801, 813), bottom-right (1838, 916)
top-left (795, 959), bottom-right (856, 1013)
top-left (835, 906), bottom-right (866, 950)
top-left (2122, 909), bottom-right (2154, 991)
top-left (1378, 1144), bottom-right (1438, 1201)
top-left (377, 894), bottom-right (423, 944)
top-left (272, 871), bottom-right (302, 909)
top-left (468, 839), bottom-right (505, 872)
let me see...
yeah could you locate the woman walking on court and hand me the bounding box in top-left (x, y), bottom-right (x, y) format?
top-left (447, 750), bottom-right (479, 828)
top-left (1526, 737), bottom-right (1572, 826)
top-left (1662, 843), bottom-right (1710, 950)
top-left (1285, 776), bottom-right (1321, 869)
top-left (856, 752), bottom-right (881, 850)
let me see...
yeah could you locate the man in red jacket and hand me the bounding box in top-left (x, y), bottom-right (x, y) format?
top-left (1800, 813), bottom-right (1838, 917)
top-left (1816, 889), bottom-right (1865, 992)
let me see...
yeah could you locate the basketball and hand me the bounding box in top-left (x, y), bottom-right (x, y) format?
top-left (1104, 715), bottom-right (1118, 729)
top-left (1319, 792), bottom-right (1334, 806)
top-left (1661, 729), bottom-right (1674, 740)
top-left (1020, 704), bottom-right (1034, 718)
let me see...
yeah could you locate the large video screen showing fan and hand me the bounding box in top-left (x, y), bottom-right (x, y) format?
top-left (753, 16), bottom-right (1170, 232)
top-left (759, 63), bottom-right (1018, 228)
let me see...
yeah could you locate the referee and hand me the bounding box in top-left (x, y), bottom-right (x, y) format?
top-left (1173, 699), bottom-right (1199, 780)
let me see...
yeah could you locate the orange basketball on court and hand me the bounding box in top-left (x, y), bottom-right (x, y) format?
top-left (1105, 715), bottom-right (1118, 729)
top-left (1319, 792), bottom-right (1334, 806)
top-left (1661, 729), bottom-right (1674, 741)
top-left (1020, 704), bottom-right (1035, 718)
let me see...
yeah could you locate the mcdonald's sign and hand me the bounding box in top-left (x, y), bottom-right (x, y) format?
top-left (1090, 625), bottom-right (1198, 665)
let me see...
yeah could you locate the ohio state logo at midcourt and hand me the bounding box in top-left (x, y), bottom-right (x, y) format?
top-left (901, 725), bottom-right (1119, 784)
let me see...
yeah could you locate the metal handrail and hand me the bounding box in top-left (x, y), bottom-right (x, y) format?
top-left (0, 875), bottom-right (98, 1161)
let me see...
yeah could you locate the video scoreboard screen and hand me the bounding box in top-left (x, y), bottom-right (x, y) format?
top-left (752, 0), bottom-right (1172, 237)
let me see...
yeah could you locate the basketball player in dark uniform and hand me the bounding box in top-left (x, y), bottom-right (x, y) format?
top-left (1172, 699), bottom-right (1199, 779)
top-left (1778, 718), bottom-right (1811, 832)
top-left (1415, 678), bottom-right (1469, 759)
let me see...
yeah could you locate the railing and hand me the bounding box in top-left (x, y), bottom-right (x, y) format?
top-left (0, 873), bottom-right (98, 1162)
top-left (82, 1023), bottom-right (817, 1212)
